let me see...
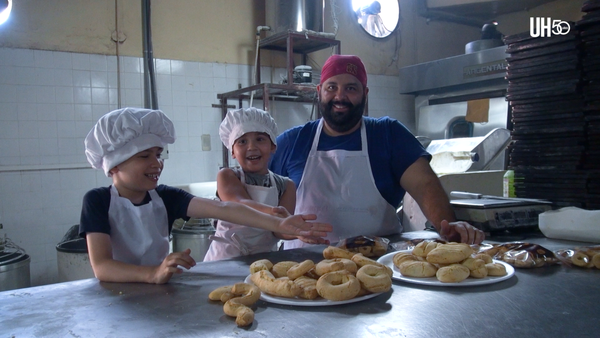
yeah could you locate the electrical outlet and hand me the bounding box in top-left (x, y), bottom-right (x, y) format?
top-left (201, 134), bottom-right (211, 151)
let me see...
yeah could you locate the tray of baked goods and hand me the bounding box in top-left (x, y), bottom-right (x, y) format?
top-left (378, 238), bottom-right (600, 288)
top-left (207, 237), bottom-right (394, 327)
top-left (378, 241), bottom-right (515, 286)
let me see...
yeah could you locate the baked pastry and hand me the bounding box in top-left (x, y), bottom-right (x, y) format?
top-left (293, 276), bottom-right (319, 300)
top-left (398, 260), bottom-right (438, 278)
top-left (323, 246), bottom-right (356, 260)
top-left (485, 263), bottom-right (507, 276)
top-left (316, 271), bottom-right (361, 301)
top-left (356, 265), bottom-right (392, 293)
top-left (249, 259), bottom-right (273, 274)
top-left (436, 264), bottom-right (470, 283)
top-left (272, 261), bottom-right (298, 278)
top-left (250, 270), bottom-right (302, 298)
top-left (287, 260), bottom-right (315, 280)
top-left (461, 257), bottom-right (488, 278)
top-left (426, 243), bottom-right (473, 264)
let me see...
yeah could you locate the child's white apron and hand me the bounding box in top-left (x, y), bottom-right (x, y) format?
top-left (203, 171), bottom-right (279, 261)
top-left (107, 185), bottom-right (169, 266)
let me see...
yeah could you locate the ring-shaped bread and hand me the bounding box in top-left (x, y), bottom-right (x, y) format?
top-left (316, 270), bottom-right (361, 301)
top-left (356, 265), bottom-right (392, 293)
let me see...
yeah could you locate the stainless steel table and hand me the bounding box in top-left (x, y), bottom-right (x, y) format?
top-left (1, 233), bottom-right (599, 338)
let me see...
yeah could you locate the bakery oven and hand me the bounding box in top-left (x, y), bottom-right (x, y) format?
top-left (398, 44), bottom-right (514, 232)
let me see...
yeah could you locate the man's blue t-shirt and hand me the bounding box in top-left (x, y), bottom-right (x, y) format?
top-left (269, 116), bottom-right (431, 209)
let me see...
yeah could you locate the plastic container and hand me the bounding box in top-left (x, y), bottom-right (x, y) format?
top-left (503, 170), bottom-right (515, 198)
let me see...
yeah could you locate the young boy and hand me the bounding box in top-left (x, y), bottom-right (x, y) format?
top-left (204, 108), bottom-right (328, 261)
top-left (79, 107), bottom-right (331, 284)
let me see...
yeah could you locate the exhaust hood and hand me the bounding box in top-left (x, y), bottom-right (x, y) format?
top-left (398, 45), bottom-right (509, 95)
top-left (422, 0), bottom-right (559, 25)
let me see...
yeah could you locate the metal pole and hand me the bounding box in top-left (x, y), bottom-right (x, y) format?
top-left (142, 0), bottom-right (158, 109)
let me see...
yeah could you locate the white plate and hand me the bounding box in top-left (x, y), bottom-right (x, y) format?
top-left (377, 250), bottom-right (515, 287)
top-left (243, 275), bottom-right (384, 307)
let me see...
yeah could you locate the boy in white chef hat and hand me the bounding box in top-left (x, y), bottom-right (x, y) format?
top-left (203, 107), bottom-right (330, 261)
top-left (80, 107), bottom-right (332, 284)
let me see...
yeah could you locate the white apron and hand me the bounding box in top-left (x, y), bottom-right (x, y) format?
top-left (285, 118), bottom-right (401, 249)
top-left (203, 170), bottom-right (280, 261)
top-left (108, 185), bottom-right (169, 266)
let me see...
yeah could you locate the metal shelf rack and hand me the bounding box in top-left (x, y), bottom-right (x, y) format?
top-left (216, 30), bottom-right (341, 167)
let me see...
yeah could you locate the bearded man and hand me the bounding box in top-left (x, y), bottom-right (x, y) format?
top-left (269, 55), bottom-right (484, 248)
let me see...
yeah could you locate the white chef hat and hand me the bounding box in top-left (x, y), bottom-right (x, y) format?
top-left (85, 107), bottom-right (176, 177)
top-left (219, 107), bottom-right (277, 151)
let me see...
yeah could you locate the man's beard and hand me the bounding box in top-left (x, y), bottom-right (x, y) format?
top-left (319, 96), bottom-right (366, 133)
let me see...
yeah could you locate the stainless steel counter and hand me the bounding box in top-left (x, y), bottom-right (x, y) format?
top-left (2, 233), bottom-right (599, 338)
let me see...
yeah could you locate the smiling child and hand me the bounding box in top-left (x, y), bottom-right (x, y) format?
top-left (79, 107), bottom-right (331, 283)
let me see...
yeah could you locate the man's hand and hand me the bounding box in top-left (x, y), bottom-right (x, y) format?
top-left (438, 220), bottom-right (485, 244)
top-left (150, 249), bottom-right (196, 284)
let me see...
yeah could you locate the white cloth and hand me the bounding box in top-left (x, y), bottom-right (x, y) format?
top-left (219, 107), bottom-right (278, 151)
top-left (285, 118), bottom-right (400, 249)
top-left (203, 170), bottom-right (280, 261)
top-left (107, 185), bottom-right (169, 266)
top-left (85, 107), bottom-right (175, 177)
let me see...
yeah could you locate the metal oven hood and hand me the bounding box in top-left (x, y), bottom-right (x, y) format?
top-left (399, 45), bottom-right (509, 95)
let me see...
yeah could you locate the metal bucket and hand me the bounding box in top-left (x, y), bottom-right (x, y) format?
top-left (265, 0), bottom-right (324, 36)
top-left (0, 252), bottom-right (31, 291)
top-left (56, 238), bottom-right (95, 282)
top-left (172, 227), bottom-right (215, 262)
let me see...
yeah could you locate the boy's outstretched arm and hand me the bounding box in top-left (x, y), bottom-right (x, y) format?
top-left (187, 197), bottom-right (332, 238)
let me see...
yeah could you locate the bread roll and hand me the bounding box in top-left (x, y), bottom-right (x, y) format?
top-left (412, 241), bottom-right (440, 258)
top-left (485, 263), bottom-right (507, 276)
top-left (398, 260), bottom-right (438, 278)
top-left (271, 261), bottom-right (298, 278)
top-left (461, 257), bottom-right (488, 278)
top-left (473, 253), bottom-right (493, 264)
top-left (436, 264), bottom-right (470, 283)
top-left (426, 243), bottom-right (473, 264)
top-left (249, 259), bottom-right (273, 274)
top-left (323, 246), bottom-right (355, 259)
top-left (293, 276), bottom-right (319, 300)
top-left (392, 252), bottom-right (418, 268)
top-left (315, 259), bottom-right (346, 276)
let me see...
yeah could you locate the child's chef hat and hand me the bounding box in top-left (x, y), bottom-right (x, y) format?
top-left (219, 107), bottom-right (278, 151)
top-left (85, 107), bottom-right (176, 177)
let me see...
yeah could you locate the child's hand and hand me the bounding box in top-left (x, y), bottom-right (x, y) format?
top-left (151, 248), bottom-right (196, 284)
top-left (271, 206), bottom-right (291, 218)
top-left (279, 214), bottom-right (332, 238)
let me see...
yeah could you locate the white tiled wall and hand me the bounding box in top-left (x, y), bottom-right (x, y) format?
top-left (0, 47), bottom-right (412, 286)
